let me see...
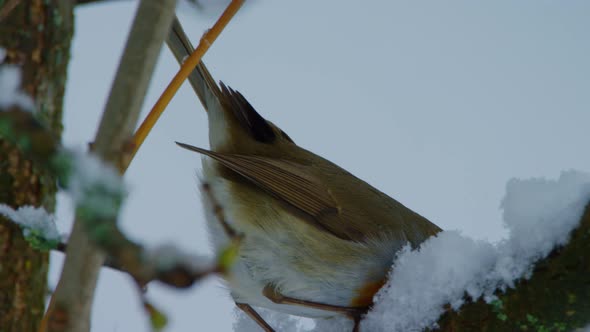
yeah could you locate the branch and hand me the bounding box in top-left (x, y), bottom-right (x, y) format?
top-left (41, 1), bottom-right (178, 331)
top-left (54, 240), bottom-right (220, 289)
top-left (74, 0), bottom-right (204, 7)
top-left (362, 171), bottom-right (590, 332)
top-left (0, 0), bottom-right (21, 22)
top-left (128, 0), bottom-right (244, 171)
top-left (434, 202), bottom-right (590, 331)
top-left (0, 108), bottom-right (234, 289)
top-left (7, 82), bottom-right (588, 332)
top-left (75, 0), bottom-right (107, 4)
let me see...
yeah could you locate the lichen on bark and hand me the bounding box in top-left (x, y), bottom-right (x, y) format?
top-left (0, 1), bottom-right (73, 331)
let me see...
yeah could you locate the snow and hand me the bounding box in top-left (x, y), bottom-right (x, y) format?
top-left (64, 149), bottom-right (126, 219)
top-left (0, 204), bottom-right (62, 246)
top-left (229, 170), bottom-right (590, 332)
top-left (0, 50), bottom-right (35, 111)
top-left (362, 233), bottom-right (495, 332)
top-left (499, 170), bottom-right (590, 281)
top-left (362, 170), bottom-right (590, 332)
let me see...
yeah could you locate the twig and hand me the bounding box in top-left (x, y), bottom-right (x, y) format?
top-left (0, 0), bottom-right (21, 23)
top-left (201, 182), bottom-right (241, 240)
top-left (54, 241), bottom-right (128, 274)
top-left (40, 1), bottom-right (178, 331)
top-left (54, 240), bottom-right (218, 289)
top-left (126, 0), bottom-right (244, 172)
top-left (75, 0), bottom-right (109, 4)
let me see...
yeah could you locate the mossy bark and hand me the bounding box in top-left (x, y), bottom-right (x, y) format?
top-left (435, 203), bottom-right (590, 332)
top-left (0, 1), bottom-right (73, 331)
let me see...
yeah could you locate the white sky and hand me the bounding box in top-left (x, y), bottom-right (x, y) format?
top-left (50, 1), bottom-right (590, 331)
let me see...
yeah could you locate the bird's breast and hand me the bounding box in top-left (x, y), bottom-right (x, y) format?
top-left (199, 159), bottom-right (396, 317)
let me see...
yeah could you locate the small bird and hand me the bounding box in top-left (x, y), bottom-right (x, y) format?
top-left (167, 17), bottom-right (441, 331)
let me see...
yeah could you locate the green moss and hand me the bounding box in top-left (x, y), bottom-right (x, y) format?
top-left (567, 293), bottom-right (576, 304)
top-left (518, 314), bottom-right (570, 332)
top-left (491, 299), bottom-right (508, 322)
top-left (23, 229), bottom-right (59, 251)
top-left (0, 1), bottom-right (72, 329)
top-left (0, 118), bottom-right (16, 140)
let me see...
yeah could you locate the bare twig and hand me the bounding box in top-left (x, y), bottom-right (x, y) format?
top-left (54, 240), bottom-right (218, 288)
top-left (0, 0), bottom-right (21, 22)
top-left (201, 182), bottom-right (241, 239)
top-left (40, 1), bottom-right (178, 331)
top-left (127, 0), bottom-right (244, 171)
top-left (54, 241), bottom-right (126, 273)
top-left (75, 0), bottom-right (108, 4)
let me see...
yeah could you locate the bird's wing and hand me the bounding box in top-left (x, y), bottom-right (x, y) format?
top-left (175, 142), bottom-right (363, 241)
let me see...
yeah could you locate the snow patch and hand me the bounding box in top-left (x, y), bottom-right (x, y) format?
top-left (64, 149), bottom-right (126, 219)
top-left (363, 170), bottom-right (590, 331)
top-left (0, 55), bottom-right (35, 110)
top-left (0, 204), bottom-right (62, 243)
top-left (231, 170), bottom-right (590, 332)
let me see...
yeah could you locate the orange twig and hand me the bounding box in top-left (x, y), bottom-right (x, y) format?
top-left (126, 0), bottom-right (244, 172)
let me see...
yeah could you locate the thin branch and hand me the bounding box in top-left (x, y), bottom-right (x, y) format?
top-left (202, 182), bottom-right (241, 239)
top-left (1, 107), bottom-right (221, 290)
top-left (126, 0), bottom-right (244, 172)
top-left (0, 0), bottom-right (21, 22)
top-left (75, 0), bottom-right (202, 7)
top-left (54, 240), bottom-right (218, 289)
top-left (75, 0), bottom-right (109, 4)
top-left (55, 242), bottom-right (122, 272)
top-left (41, 1), bottom-right (178, 331)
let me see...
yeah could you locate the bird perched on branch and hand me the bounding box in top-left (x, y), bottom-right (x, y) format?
top-left (167, 17), bottom-right (441, 331)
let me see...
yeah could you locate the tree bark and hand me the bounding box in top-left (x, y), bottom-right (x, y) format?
top-left (0, 1), bottom-right (74, 331)
top-left (43, 1), bottom-right (177, 331)
top-left (436, 202), bottom-right (590, 331)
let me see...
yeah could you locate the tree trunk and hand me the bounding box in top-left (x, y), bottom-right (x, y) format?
top-left (0, 1), bottom-right (74, 331)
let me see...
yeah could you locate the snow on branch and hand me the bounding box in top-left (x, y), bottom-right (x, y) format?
top-left (0, 204), bottom-right (62, 250)
top-left (1, 108), bottom-right (222, 288)
top-left (362, 171), bottom-right (590, 332)
top-left (1, 63), bottom-right (222, 322)
top-left (232, 171), bottom-right (590, 332)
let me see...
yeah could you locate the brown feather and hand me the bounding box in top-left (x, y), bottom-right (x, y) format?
top-left (175, 142), bottom-right (355, 239)
top-left (219, 83), bottom-right (277, 143)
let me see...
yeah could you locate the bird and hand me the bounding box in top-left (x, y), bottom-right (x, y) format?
top-left (166, 17), bottom-right (442, 331)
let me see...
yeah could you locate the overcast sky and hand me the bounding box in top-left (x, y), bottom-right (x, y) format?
top-left (50, 1), bottom-right (590, 331)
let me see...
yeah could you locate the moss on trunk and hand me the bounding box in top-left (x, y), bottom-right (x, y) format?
top-left (0, 1), bottom-right (73, 331)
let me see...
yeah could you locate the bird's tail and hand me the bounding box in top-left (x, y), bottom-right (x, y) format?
top-left (166, 16), bottom-right (221, 113)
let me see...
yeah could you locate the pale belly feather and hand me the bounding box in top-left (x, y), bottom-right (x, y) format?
top-left (200, 159), bottom-right (399, 318)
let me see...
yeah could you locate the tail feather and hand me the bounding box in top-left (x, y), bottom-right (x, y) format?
top-left (166, 16), bottom-right (221, 112)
